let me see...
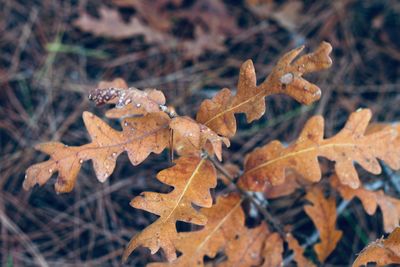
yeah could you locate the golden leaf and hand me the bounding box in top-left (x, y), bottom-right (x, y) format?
top-left (123, 156), bottom-right (217, 262)
top-left (304, 186), bottom-right (343, 262)
top-left (196, 42), bottom-right (332, 138)
top-left (24, 112), bottom-right (170, 193)
top-left (146, 193), bottom-right (271, 267)
top-left (240, 109), bottom-right (400, 191)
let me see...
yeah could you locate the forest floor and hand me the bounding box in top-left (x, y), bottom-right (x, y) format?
top-left (0, 0), bottom-right (399, 266)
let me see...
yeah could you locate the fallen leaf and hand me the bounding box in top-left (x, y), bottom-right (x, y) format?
top-left (24, 111), bottom-right (170, 193)
top-left (247, 1), bottom-right (305, 32)
top-left (123, 156), bottom-right (217, 262)
top-left (240, 109), bottom-right (400, 191)
top-left (304, 186), bottom-right (343, 262)
top-left (74, 6), bottom-right (166, 42)
top-left (196, 42), bottom-right (332, 138)
top-left (109, 0), bottom-right (240, 58)
top-left (353, 227), bottom-right (400, 267)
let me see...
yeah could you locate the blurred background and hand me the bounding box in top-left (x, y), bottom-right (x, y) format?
top-left (0, 0), bottom-right (399, 266)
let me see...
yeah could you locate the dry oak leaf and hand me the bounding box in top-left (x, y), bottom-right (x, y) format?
top-left (331, 175), bottom-right (400, 233)
top-left (264, 169), bottom-right (305, 199)
top-left (196, 42), bottom-right (332, 138)
top-left (353, 227), bottom-right (400, 267)
top-left (147, 193), bottom-right (272, 267)
top-left (170, 116), bottom-right (230, 161)
top-left (24, 111), bottom-right (170, 193)
top-left (304, 186), bottom-right (343, 263)
top-left (261, 232), bottom-right (284, 267)
top-left (89, 84), bottom-right (166, 119)
top-left (239, 109), bottom-right (400, 191)
top-left (74, 6), bottom-right (165, 42)
top-left (219, 222), bottom-right (269, 267)
top-left (286, 233), bottom-right (316, 267)
top-left (112, 0), bottom-right (239, 59)
top-left (123, 156), bottom-right (217, 262)
top-left (95, 78), bottom-right (147, 119)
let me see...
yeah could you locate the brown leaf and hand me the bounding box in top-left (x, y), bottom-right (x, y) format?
top-left (331, 175), bottom-right (400, 233)
top-left (24, 112), bottom-right (170, 193)
top-left (219, 222), bottom-right (268, 267)
top-left (352, 227), bottom-right (400, 267)
top-left (170, 116), bottom-right (230, 161)
top-left (89, 85), bottom-right (166, 118)
top-left (95, 78), bottom-right (143, 118)
top-left (196, 42), bottom-right (332, 138)
top-left (264, 169), bottom-right (304, 199)
top-left (123, 156), bottom-right (217, 262)
top-left (74, 6), bottom-right (166, 42)
top-left (247, 1), bottom-right (305, 32)
top-left (112, 0), bottom-right (239, 59)
top-left (261, 232), bottom-right (284, 267)
top-left (146, 193), bottom-right (270, 266)
top-left (240, 109), bottom-right (400, 191)
top-left (286, 233), bottom-right (316, 267)
top-left (304, 186), bottom-right (343, 262)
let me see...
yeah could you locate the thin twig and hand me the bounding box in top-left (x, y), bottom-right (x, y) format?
top-left (209, 157), bottom-right (286, 238)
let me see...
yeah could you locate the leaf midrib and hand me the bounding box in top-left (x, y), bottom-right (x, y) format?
top-left (244, 142), bottom-right (357, 176)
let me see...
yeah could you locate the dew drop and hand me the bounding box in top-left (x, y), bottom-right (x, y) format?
top-left (313, 90), bottom-right (321, 97)
top-left (124, 121), bottom-right (129, 126)
top-left (136, 103), bottom-right (141, 108)
top-left (48, 169), bottom-right (53, 173)
top-left (112, 152), bottom-right (117, 157)
top-left (24, 174), bottom-right (28, 179)
top-left (279, 72), bottom-right (294, 85)
top-left (79, 159), bottom-right (84, 164)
